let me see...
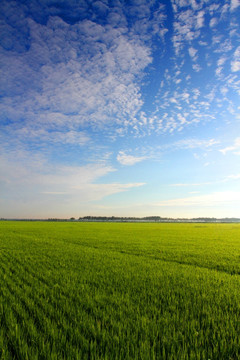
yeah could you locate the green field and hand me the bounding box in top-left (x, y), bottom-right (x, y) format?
top-left (0, 221), bottom-right (239, 359)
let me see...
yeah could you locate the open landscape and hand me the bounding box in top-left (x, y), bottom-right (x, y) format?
top-left (1, 1), bottom-right (240, 359)
top-left (0, 221), bottom-right (239, 359)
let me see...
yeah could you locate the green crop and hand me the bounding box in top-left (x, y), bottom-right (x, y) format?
top-left (0, 221), bottom-right (239, 359)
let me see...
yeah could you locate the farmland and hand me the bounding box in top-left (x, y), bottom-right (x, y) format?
top-left (0, 221), bottom-right (239, 359)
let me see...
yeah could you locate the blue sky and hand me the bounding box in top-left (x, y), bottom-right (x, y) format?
top-left (0, 0), bottom-right (240, 219)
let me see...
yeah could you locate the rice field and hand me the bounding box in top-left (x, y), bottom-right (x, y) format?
top-left (0, 221), bottom-right (239, 359)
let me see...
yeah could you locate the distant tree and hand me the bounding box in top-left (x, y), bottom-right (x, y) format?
top-left (70, 217), bottom-right (75, 221)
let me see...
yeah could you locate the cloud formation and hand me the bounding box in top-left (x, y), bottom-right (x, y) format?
top-left (1, 0), bottom-right (239, 144)
top-left (117, 151), bottom-right (147, 166)
top-left (155, 191), bottom-right (240, 207)
top-left (0, 152), bottom-right (145, 217)
top-left (0, 1), bottom-right (240, 217)
top-left (220, 138), bottom-right (240, 155)
top-left (0, 0), bottom-right (170, 148)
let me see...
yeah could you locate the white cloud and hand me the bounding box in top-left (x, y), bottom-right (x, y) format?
top-left (175, 78), bottom-right (182, 84)
top-left (0, 153), bottom-right (145, 217)
top-left (181, 91), bottom-right (190, 102)
top-left (171, 5), bottom-right (204, 55)
top-left (42, 192), bottom-right (67, 195)
top-left (217, 56), bottom-right (227, 67)
top-left (214, 38), bottom-right (233, 53)
top-left (155, 191), bottom-right (240, 207)
top-left (196, 10), bottom-right (205, 29)
top-left (220, 86), bottom-right (229, 96)
top-left (220, 138), bottom-right (240, 155)
top-left (231, 46), bottom-right (240, 72)
top-left (0, 153), bottom-right (114, 186)
top-left (15, 128), bottom-right (90, 146)
top-left (170, 182), bottom-right (213, 187)
top-left (215, 66), bottom-right (223, 77)
top-left (230, 0), bottom-right (240, 11)
top-left (188, 46), bottom-right (198, 60)
top-left (173, 138), bottom-right (219, 149)
top-left (116, 137), bottom-right (220, 166)
top-left (117, 151), bottom-right (147, 166)
top-left (0, 10), bottom-right (153, 141)
top-left (192, 63), bottom-right (201, 72)
top-left (226, 174), bottom-right (240, 180)
top-left (231, 61), bottom-right (240, 72)
top-left (209, 17), bottom-right (218, 28)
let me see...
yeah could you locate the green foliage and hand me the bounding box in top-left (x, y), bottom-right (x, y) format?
top-left (0, 222), bottom-right (240, 359)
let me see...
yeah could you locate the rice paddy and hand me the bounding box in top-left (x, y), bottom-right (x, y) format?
top-left (0, 221), bottom-right (239, 359)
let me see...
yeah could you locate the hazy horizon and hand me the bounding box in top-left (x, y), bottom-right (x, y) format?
top-left (1, 0), bottom-right (240, 219)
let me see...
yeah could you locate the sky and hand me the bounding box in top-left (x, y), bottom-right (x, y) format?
top-left (0, 0), bottom-right (240, 219)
